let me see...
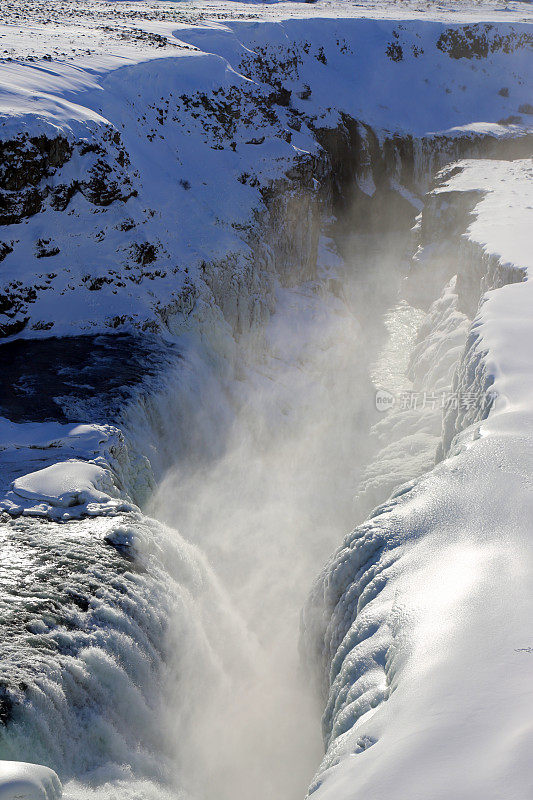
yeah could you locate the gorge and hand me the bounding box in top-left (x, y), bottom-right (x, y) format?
top-left (0, 5), bottom-right (532, 800)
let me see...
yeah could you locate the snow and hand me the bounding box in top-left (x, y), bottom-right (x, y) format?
top-left (0, 420), bottom-right (112, 452)
top-left (434, 158), bottom-right (533, 273)
top-left (0, 419), bottom-right (142, 519)
top-left (9, 459), bottom-right (122, 512)
top-left (302, 157), bottom-right (533, 800)
top-left (305, 443), bottom-right (533, 800)
top-left (0, 2), bottom-right (531, 340)
top-left (1, 460), bottom-right (133, 518)
top-left (0, 1), bottom-right (532, 799)
top-left (0, 762), bottom-right (61, 800)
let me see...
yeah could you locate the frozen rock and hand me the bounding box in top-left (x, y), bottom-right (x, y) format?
top-left (0, 761), bottom-right (61, 800)
top-left (2, 460), bottom-right (133, 520)
top-left (11, 460), bottom-right (114, 507)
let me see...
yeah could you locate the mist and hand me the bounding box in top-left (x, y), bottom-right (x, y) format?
top-left (146, 228), bottom-right (416, 800)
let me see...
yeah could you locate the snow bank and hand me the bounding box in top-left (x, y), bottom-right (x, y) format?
top-left (302, 157), bottom-right (533, 800)
top-left (0, 421), bottom-right (111, 453)
top-left (0, 762), bottom-right (61, 800)
top-left (0, 419), bottom-right (145, 520)
top-left (4, 460), bottom-right (131, 519)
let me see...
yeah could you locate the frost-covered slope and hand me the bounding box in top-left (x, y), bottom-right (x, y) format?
top-left (302, 157), bottom-right (533, 800)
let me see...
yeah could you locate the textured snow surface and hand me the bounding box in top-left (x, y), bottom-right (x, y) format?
top-left (0, 418), bottom-right (147, 519)
top-left (9, 460), bottom-right (126, 515)
top-left (435, 158), bottom-right (533, 273)
top-left (302, 157), bottom-right (533, 800)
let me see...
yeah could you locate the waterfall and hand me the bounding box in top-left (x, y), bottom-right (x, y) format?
top-left (1, 14), bottom-right (531, 796)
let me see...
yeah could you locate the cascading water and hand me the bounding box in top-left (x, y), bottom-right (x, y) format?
top-left (0, 172), bottom-right (500, 800)
top-left (0, 144), bottom-right (495, 800)
top-left (122, 230), bottom-right (424, 800)
top-left (0, 7), bottom-right (531, 799)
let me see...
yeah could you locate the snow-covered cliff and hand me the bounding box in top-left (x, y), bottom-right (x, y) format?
top-left (1, 7), bottom-right (532, 340)
top-left (0, 3), bottom-right (532, 799)
top-left (301, 156), bottom-right (533, 800)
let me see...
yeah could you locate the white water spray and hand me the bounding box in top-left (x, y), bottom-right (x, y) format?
top-left (144, 233), bottom-right (415, 800)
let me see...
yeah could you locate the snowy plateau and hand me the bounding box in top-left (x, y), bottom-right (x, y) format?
top-left (0, 0), bottom-right (532, 799)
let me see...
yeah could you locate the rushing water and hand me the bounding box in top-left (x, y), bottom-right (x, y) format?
top-left (371, 300), bottom-right (426, 397)
top-left (0, 234), bottom-right (426, 800)
top-left (142, 238), bottom-right (425, 800)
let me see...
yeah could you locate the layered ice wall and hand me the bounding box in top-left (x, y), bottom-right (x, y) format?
top-left (301, 158), bottom-right (533, 800)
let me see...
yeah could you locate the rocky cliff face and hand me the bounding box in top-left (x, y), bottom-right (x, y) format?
top-left (1, 13), bottom-right (532, 345)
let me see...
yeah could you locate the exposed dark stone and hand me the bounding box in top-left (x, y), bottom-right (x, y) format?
top-left (0, 242), bottom-right (13, 262)
top-left (0, 186), bottom-right (44, 225)
top-left (36, 238), bottom-right (60, 258)
top-left (268, 87), bottom-right (291, 107)
top-left (130, 241), bottom-right (158, 266)
top-left (31, 320), bottom-right (54, 331)
top-left (81, 275), bottom-right (114, 291)
top-left (117, 218), bottom-right (136, 231)
top-left (0, 135), bottom-right (72, 192)
top-left (315, 46), bottom-right (327, 65)
top-left (50, 182), bottom-right (79, 212)
top-left (0, 316), bottom-right (28, 338)
top-left (314, 115), bottom-right (415, 235)
top-left (297, 85), bottom-right (312, 100)
top-left (0, 685), bottom-right (13, 726)
top-left (82, 159), bottom-right (137, 205)
top-left (0, 131), bottom-right (136, 224)
top-left (386, 41), bottom-right (403, 61)
top-left (436, 24), bottom-right (533, 60)
top-left (0, 282), bottom-right (37, 319)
